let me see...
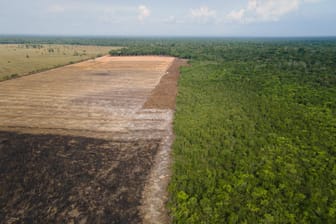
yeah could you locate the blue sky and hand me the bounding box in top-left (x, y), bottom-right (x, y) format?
top-left (0, 0), bottom-right (335, 36)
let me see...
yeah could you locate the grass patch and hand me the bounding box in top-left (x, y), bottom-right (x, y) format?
top-left (0, 44), bottom-right (119, 80)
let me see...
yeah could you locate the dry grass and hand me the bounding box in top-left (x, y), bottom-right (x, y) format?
top-left (0, 55), bottom-right (175, 139)
top-left (0, 44), bottom-right (119, 80)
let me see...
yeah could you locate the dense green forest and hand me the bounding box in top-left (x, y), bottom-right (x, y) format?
top-left (2, 36), bottom-right (335, 223)
top-left (109, 38), bottom-right (336, 223)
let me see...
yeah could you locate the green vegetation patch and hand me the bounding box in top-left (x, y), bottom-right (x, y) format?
top-left (168, 43), bottom-right (336, 223)
top-left (0, 44), bottom-right (118, 80)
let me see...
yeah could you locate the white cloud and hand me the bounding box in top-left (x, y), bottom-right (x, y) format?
top-left (226, 0), bottom-right (320, 23)
top-left (190, 6), bottom-right (216, 18)
top-left (47, 2), bottom-right (146, 23)
top-left (254, 0), bottom-right (300, 21)
top-left (190, 6), bottom-right (216, 24)
top-left (138, 5), bottom-right (150, 22)
top-left (227, 9), bottom-right (246, 22)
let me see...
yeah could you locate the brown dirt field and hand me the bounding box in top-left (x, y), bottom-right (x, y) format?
top-left (0, 56), bottom-right (184, 223)
top-left (0, 56), bottom-right (174, 139)
top-left (143, 59), bottom-right (188, 110)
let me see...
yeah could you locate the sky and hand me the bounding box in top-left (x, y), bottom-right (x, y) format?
top-left (0, 0), bottom-right (335, 36)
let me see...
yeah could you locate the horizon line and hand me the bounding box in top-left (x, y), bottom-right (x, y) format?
top-left (1, 34), bottom-right (336, 39)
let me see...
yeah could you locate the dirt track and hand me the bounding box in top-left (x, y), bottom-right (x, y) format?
top-left (0, 56), bottom-right (185, 223)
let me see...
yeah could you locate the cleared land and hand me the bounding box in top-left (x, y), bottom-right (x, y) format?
top-left (0, 56), bottom-right (182, 223)
top-left (0, 44), bottom-right (117, 80)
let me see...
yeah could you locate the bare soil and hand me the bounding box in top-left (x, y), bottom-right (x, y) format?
top-left (0, 56), bottom-right (174, 139)
top-left (143, 59), bottom-right (188, 110)
top-left (0, 56), bottom-right (184, 224)
top-left (140, 59), bottom-right (188, 224)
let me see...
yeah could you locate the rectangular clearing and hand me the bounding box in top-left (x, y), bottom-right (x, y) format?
top-left (0, 56), bottom-right (179, 223)
top-left (0, 56), bottom-right (174, 139)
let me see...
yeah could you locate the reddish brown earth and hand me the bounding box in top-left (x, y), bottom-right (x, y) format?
top-left (143, 59), bottom-right (188, 110)
top-left (0, 56), bottom-right (185, 224)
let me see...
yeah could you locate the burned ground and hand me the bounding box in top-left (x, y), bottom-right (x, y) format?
top-left (0, 132), bottom-right (160, 223)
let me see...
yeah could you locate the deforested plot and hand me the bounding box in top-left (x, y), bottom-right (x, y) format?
top-left (0, 56), bottom-right (173, 138)
top-left (0, 56), bottom-right (180, 223)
